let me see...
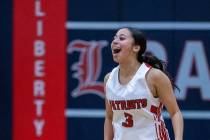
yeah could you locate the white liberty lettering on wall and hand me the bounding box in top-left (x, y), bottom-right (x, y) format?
top-left (33, 0), bottom-right (46, 137)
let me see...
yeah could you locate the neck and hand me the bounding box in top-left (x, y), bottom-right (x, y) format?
top-left (119, 60), bottom-right (142, 77)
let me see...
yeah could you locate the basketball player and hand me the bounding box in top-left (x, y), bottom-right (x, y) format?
top-left (104, 27), bottom-right (183, 140)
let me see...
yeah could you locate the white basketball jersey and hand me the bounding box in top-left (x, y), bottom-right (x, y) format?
top-left (106, 63), bottom-right (170, 140)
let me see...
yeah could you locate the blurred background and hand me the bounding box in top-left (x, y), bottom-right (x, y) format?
top-left (1, 0), bottom-right (210, 139)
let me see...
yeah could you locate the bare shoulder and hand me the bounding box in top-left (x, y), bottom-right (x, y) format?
top-left (104, 73), bottom-right (111, 96)
top-left (146, 68), bottom-right (172, 97)
top-left (104, 73), bottom-right (111, 84)
top-left (147, 68), bottom-right (170, 83)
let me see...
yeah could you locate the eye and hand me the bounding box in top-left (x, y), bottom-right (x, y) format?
top-left (113, 35), bottom-right (127, 41)
top-left (119, 36), bottom-right (126, 40)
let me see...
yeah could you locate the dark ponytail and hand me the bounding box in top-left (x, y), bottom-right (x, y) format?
top-left (139, 52), bottom-right (180, 91)
top-left (138, 52), bottom-right (166, 71)
top-left (126, 27), bottom-right (179, 91)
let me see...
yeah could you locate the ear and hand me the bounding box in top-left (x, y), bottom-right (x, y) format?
top-left (133, 45), bottom-right (140, 53)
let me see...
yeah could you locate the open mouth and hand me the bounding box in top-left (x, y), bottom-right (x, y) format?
top-left (113, 48), bottom-right (121, 54)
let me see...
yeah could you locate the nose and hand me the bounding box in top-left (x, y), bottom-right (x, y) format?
top-left (112, 37), bottom-right (119, 45)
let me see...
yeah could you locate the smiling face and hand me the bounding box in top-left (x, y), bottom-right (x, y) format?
top-left (111, 28), bottom-right (140, 63)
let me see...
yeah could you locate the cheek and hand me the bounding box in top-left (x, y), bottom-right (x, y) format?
top-left (120, 47), bottom-right (132, 56)
top-left (122, 42), bottom-right (133, 52)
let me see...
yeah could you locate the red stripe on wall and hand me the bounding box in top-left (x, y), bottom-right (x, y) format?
top-left (13, 0), bottom-right (67, 139)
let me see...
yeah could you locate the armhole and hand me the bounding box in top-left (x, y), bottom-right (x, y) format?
top-left (145, 68), bottom-right (159, 100)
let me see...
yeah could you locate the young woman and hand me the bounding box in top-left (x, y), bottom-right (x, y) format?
top-left (104, 27), bottom-right (183, 140)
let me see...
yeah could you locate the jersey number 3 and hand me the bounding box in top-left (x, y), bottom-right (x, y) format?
top-left (122, 112), bottom-right (133, 127)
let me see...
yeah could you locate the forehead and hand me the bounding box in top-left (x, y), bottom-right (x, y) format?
top-left (116, 28), bottom-right (132, 36)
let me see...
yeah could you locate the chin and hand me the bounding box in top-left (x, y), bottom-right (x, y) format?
top-left (112, 57), bottom-right (119, 63)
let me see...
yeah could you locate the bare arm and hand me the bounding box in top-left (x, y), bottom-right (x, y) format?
top-left (104, 73), bottom-right (114, 140)
top-left (148, 69), bottom-right (183, 140)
